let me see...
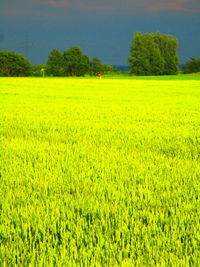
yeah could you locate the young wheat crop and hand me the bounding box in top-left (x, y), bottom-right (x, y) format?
top-left (0, 77), bottom-right (200, 266)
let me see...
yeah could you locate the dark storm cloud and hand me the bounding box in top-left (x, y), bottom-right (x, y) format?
top-left (0, 33), bottom-right (5, 42)
top-left (46, 0), bottom-right (71, 8)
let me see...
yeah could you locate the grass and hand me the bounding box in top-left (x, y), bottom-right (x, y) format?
top-left (0, 77), bottom-right (200, 266)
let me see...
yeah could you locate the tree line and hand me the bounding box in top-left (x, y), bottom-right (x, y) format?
top-left (46, 47), bottom-right (114, 77)
top-left (0, 32), bottom-right (199, 77)
top-left (0, 47), bottom-right (114, 77)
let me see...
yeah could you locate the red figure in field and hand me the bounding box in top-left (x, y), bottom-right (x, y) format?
top-left (97, 73), bottom-right (103, 79)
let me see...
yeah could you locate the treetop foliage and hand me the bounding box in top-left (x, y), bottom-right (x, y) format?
top-left (128, 32), bottom-right (179, 76)
top-left (0, 50), bottom-right (32, 77)
top-left (45, 47), bottom-right (113, 77)
top-left (63, 47), bottom-right (91, 76)
top-left (46, 49), bottom-right (64, 77)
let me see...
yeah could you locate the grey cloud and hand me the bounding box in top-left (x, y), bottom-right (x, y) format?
top-left (0, 0), bottom-right (200, 20)
top-left (44, 0), bottom-right (200, 13)
top-left (0, 33), bottom-right (5, 42)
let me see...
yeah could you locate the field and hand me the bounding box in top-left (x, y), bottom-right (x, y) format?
top-left (0, 77), bottom-right (200, 266)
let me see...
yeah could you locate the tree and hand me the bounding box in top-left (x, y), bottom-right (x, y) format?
top-left (63, 47), bottom-right (91, 76)
top-left (91, 57), bottom-right (103, 75)
top-left (101, 64), bottom-right (114, 74)
top-left (0, 50), bottom-right (32, 77)
top-left (46, 49), bottom-right (64, 76)
top-left (182, 57), bottom-right (200, 74)
top-left (161, 34), bottom-right (179, 75)
top-left (32, 64), bottom-right (47, 77)
top-left (128, 32), bottom-right (179, 76)
top-left (91, 57), bottom-right (114, 75)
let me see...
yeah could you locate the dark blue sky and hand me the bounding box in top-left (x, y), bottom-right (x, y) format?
top-left (0, 0), bottom-right (200, 65)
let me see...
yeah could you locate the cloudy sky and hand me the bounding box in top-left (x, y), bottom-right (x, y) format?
top-left (0, 0), bottom-right (200, 65)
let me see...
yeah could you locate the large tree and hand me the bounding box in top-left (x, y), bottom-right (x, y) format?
top-left (0, 50), bottom-right (32, 77)
top-left (128, 32), bottom-right (179, 76)
top-left (63, 47), bottom-right (91, 76)
top-left (46, 49), bottom-right (64, 76)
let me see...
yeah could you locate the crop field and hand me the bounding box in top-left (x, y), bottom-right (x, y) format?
top-left (0, 77), bottom-right (200, 266)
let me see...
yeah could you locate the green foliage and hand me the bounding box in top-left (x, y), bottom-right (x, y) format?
top-left (46, 49), bottom-right (64, 76)
top-left (101, 64), bottom-right (114, 74)
top-left (182, 57), bottom-right (200, 74)
top-left (63, 47), bottom-right (91, 76)
top-left (31, 64), bottom-right (47, 77)
top-left (103, 73), bottom-right (200, 80)
top-left (91, 57), bottom-right (114, 75)
top-left (161, 34), bottom-right (179, 75)
top-left (91, 57), bottom-right (103, 75)
top-left (0, 50), bottom-right (32, 77)
top-left (128, 32), bottom-right (179, 76)
top-left (0, 77), bottom-right (199, 266)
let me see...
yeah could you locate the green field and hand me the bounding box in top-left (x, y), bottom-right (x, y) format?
top-left (0, 77), bottom-right (200, 266)
top-left (103, 73), bottom-right (200, 80)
